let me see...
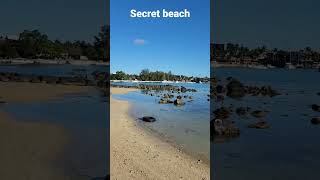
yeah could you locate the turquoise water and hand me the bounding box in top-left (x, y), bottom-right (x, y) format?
top-left (212, 67), bottom-right (320, 180)
top-left (0, 65), bottom-right (109, 179)
top-left (112, 82), bottom-right (210, 161)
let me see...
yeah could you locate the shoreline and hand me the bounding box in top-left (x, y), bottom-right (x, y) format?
top-left (112, 87), bottom-right (210, 163)
top-left (111, 80), bottom-right (197, 83)
top-left (110, 87), bottom-right (210, 179)
top-left (135, 114), bottom-right (210, 165)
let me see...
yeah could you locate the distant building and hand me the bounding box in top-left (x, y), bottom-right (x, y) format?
top-left (0, 34), bottom-right (18, 41)
top-left (289, 51), bottom-right (302, 65)
top-left (80, 56), bottom-right (89, 60)
top-left (0, 35), bottom-right (18, 44)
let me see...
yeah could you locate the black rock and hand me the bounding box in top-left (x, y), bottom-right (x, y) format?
top-left (141, 116), bottom-right (156, 122)
top-left (226, 79), bottom-right (246, 99)
top-left (311, 104), bottom-right (320, 112)
top-left (311, 117), bottom-right (320, 125)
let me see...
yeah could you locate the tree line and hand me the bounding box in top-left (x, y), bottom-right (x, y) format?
top-left (212, 43), bottom-right (320, 62)
top-left (0, 25), bottom-right (109, 61)
top-left (111, 69), bottom-right (208, 83)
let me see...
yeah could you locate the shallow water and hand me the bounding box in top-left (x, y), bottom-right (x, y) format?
top-left (0, 64), bottom-right (109, 179)
top-left (112, 82), bottom-right (210, 161)
top-left (212, 67), bottom-right (320, 180)
top-left (3, 88), bottom-right (109, 179)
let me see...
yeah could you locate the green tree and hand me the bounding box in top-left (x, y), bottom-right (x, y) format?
top-left (115, 71), bottom-right (127, 80)
top-left (18, 30), bottom-right (49, 58)
top-left (139, 69), bottom-right (150, 81)
top-left (94, 25), bottom-right (109, 61)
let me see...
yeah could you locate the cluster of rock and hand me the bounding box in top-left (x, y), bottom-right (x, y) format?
top-left (111, 83), bottom-right (197, 93)
top-left (213, 78), bottom-right (280, 100)
top-left (211, 76), bottom-right (276, 143)
top-left (158, 94), bottom-right (192, 106)
top-left (111, 83), bottom-right (198, 106)
top-left (211, 106), bottom-right (239, 143)
top-left (211, 105), bottom-right (272, 142)
top-left (0, 72), bottom-right (110, 96)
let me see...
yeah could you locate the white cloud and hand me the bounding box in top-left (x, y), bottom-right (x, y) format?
top-left (133, 38), bottom-right (147, 45)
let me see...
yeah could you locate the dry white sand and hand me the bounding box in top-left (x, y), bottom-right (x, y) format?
top-left (110, 87), bottom-right (210, 180)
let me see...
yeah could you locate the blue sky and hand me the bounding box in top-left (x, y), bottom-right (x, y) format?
top-left (212, 0), bottom-right (320, 50)
top-left (111, 0), bottom-right (210, 77)
top-left (0, 0), bottom-right (107, 42)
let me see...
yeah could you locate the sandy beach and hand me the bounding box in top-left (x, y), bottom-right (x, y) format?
top-left (0, 82), bottom-right (93, 179)
top-left (0, 110), bottom-right (70, 179)
top-left (110, 87), bottom-right (210, 180)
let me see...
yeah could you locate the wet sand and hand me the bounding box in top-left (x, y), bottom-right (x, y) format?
top-left (0, 82), bottom-right (93, 179)
top-left (110, 87), bottom-right (210, 180)
top-left (0, 82), bottom-right (92, 102)
top-left (0, 110), bottom-right (70, 179)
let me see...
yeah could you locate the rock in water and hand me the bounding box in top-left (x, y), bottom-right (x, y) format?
top-left (251, 110), bottom-right (268, 118)
top-left (236, 107), bottom-right (250, 116)
top-left (174, 98), bottom-right (185, 106)
top-left (141, 116), bottom-right (156, 122)
top-left (311, 104), bottom-right (320, 112)
top-left (213, 119), bottom-right (224, 135)
top-left (163, 94), bottom-right (169, 99)
top-left (213, 107), bottom-right (231, 119)
top-left (248, 121), bottom-right (271, 129)
top-left (211, 119), bottom-right (240, 142)
top-left (311, 117), bottom-right (320, 125)
top-left (216, 85), bottom-right (225, 94)
top-left (180, 86), bottom-right (187, 93)
top-left (159, 98), bottom-right (168, 104)
top-left (226, 79), bottom-right (246, 99)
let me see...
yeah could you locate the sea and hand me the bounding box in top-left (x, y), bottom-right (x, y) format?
top-left (212, 67), bottom-right (320, 180)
